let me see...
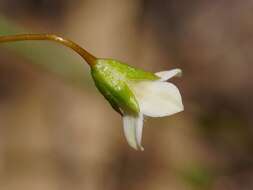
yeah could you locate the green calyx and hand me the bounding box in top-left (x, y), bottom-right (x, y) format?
top-left (90, 59), bottom-right (159, 115)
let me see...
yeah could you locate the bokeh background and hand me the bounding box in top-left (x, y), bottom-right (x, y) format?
top-left (0, 0), bottom-right (253, 189)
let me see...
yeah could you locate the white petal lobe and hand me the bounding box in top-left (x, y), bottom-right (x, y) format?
top-left (123, 114), bottom-right (144, 151)
top-left (136, 114), bottom-right (144, 151)
top-left (156, 69), bottom-right (182, 81)
top-left (132, 81), bottom-right (184, 117)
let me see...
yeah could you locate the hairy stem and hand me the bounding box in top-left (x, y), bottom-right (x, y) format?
top-left (0, 34), bottom-right (97, 66)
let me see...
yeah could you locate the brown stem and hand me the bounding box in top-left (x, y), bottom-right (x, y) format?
top-left (0, 34), bottom-right (97, 66)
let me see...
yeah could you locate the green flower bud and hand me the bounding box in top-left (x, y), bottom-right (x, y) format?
top-left (91, 59), bottom-right (159, 115)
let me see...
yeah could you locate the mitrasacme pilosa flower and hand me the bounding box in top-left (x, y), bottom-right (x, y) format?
top-left (0, 34), bottom-right (184, 151)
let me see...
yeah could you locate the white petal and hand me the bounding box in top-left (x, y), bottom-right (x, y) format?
top-left (123, 114), bottom-right (144, 151)
top-left (156, 69), bottom-right (182, 81)
top-left (135, 114), bottom-right (144, 150)
top-left (132, 81), bottom-right (184, 117)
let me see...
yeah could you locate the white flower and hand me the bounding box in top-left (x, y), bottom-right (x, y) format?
top-left (123, 69), bottom-right (183, 151)
top-left (91, 59), bottom-right (184, 151)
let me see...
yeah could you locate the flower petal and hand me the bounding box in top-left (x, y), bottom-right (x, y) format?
top-left (123, 114), bottom-right (144, 151)
top-left (135, 114), bottom-right (144, 151)
top-left (132, 81), bottom-right (184, 117)
top-left (155, 69), bottom-right (182, 81)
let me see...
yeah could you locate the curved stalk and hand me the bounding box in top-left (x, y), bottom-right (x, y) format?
top-left (0, 34), bottom-right (97, 66)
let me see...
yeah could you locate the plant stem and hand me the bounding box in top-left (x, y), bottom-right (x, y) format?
top-left (0, 34), bottom-right (97, 66)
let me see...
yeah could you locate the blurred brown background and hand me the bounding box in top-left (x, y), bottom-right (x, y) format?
top-left (0, 0), bottom-right (253, 189)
